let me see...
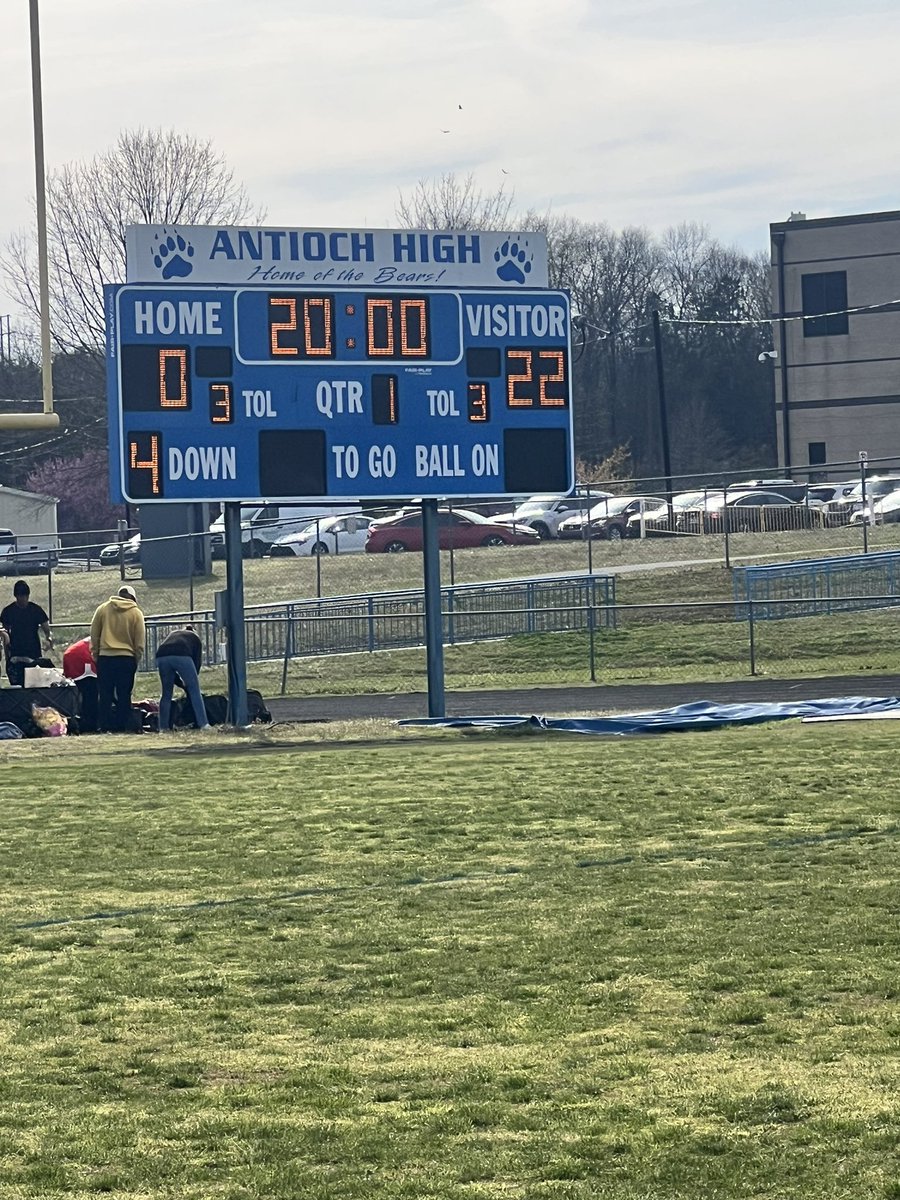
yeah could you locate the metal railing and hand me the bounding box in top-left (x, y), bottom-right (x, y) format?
top-left (135, 572), bottom-right (616, 667)
top-left (734, 552), bottom-right (900, 619)
top-left (52, 589), bottom-right (900, 695)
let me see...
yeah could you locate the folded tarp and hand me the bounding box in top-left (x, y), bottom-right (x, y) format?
top-left (399, 696), bottom-right (900, 737)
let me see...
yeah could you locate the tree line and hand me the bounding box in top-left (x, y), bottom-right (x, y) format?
top-left (0, 133), bottom-right (776, 525)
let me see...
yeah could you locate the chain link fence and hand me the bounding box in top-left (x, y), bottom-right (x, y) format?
top-left (5, 454), bottom-right (900, 699)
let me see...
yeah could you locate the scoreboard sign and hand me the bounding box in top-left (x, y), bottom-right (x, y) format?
top-left (106, 284), bottom-right (573, 504)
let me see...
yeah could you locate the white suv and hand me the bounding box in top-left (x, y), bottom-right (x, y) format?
top-left (495, 492), bottom-right (613, 539)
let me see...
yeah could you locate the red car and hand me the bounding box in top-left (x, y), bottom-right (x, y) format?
top-left (365, 508), bottom-right (541, 553)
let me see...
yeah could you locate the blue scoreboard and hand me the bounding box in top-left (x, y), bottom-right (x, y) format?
top-left (106, 284), bottom-right (573, 504)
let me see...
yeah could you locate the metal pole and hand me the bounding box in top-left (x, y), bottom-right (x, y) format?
top-left (315, 518), bottom-right (322, 597)
top-left (748, 598), bottom-right (756, 676)
top-left (773, 231), bottom-right (791, 471)
top-left (421, 499), bottom-right (445, 718)
top-left (651, 309), bottom-right (674, 525)
top-left (29, 0), bottom-right (57, 424)
top-left (280, 604), bottom-right (293, 697)
top-left (723, 483), bottom-right (732, 569)
top-left (224, 502), bottom-right (249, 727)
top-left (860, 453), bottom-right (869, 555)
top-left (587, 583), bottom-right (596, 683)
top-left (188, 510), bottom-right (195, 615)
top-left (116, 520), bottom-right (128, 582)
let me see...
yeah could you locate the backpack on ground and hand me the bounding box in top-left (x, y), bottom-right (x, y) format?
top-left (247, 690), bottom-right (272, 724)
top-left (172, 691), bottom-right (271, 727)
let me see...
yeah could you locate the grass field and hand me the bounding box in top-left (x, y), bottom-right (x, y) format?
top-left (3, 720), bottom-right (900, 1198)
top-left (193, 598), bottom-right (891, 698)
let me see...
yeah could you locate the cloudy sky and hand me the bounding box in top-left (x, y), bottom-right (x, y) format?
top-left (1, 0), bottom-right (898, 318)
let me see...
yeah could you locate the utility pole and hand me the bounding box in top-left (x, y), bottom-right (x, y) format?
top-left (650, 306), bottom-right (674, 524)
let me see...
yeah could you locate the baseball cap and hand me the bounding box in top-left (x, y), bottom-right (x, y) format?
top-left (118, 585), bottom-right (138, 601)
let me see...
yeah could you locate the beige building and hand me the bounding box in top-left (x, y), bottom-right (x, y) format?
top-left (769, 209), bottom-right (900, 476)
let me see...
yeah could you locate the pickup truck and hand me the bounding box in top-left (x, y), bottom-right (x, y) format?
top-left (0, 528), bottom-right (60, 572)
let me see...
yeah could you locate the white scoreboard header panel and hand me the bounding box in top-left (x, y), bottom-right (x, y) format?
top-left (126, 225), bottom-right (549, 290)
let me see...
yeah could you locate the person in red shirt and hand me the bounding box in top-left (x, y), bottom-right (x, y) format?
top-left (63, 636), bottom-right (98, 732)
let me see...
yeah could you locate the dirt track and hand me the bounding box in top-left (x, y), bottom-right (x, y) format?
top-left (267, 674), bottom-right (900, 723)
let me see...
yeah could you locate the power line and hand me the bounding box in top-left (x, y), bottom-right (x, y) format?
top-left (662, 297), bottom-right (900, 328)
top-left (0, 417), bottom-right (104, 460)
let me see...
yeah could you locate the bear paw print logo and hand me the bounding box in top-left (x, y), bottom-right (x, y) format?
top-left (153, 230), bottom-right (195, 280)
top-left (494, 239), bottom-right (533, 285)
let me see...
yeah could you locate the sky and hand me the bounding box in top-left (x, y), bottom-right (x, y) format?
top-left (1, 0), bottom-right (899, 321)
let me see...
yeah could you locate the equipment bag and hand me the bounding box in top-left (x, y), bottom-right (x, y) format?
top-left (247, 689), bottom-right (272, 724)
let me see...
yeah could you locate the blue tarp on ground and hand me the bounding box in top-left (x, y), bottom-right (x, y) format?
top-left (398, 696), bottom-right (900, 737)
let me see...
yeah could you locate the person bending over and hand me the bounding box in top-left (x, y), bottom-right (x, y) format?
top-left (156, 624), bottom-right (211, 732)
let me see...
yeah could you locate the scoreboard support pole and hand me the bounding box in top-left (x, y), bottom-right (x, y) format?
top-left (421, 500), bottom-right (446, 719)
top-left (223, 503), bottom-right (250, 728)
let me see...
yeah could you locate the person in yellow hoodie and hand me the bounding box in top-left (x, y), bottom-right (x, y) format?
top-left (90, 584), bottom-right (145, 732)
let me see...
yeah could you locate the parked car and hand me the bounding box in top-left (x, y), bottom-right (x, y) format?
top-left (99, 533), bottom-right (141, 565)
top-left (558, 495), bottom-right (666, 542)
top-left (684, 491), bottom-right (825, 534)
top-left (209, 504), bottom-right (361, 558)
top-left (728, 478), bottom-right (812, 504)
top-left (493, 492), bottom-right (613, 539)
top-left (822, 476), bottom-right (900, 526)
top-left (849, 488), bottom-right (900, 526)
top-left (678, 481), bottom-right (827, 529)
top-left (0, 527), bottom-right (61, 573)
top-left (365, 508), bottom-right (541, 553)
top-left (626, 491), bottom-right (727, 537)
top-left (268, 513), bottom-right (370, 556)
top-left (807, 481), bottom-right (858, 507)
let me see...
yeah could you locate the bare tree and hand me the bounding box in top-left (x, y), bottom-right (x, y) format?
top-left (2, 128), bottom-right (263, 353)
top-left (655, 230), bottom-right (776, 467)
top-left (659, 222), bottom-right (715, 318)
top-left (396, 173), bottom-right (516, 231)
top-left (546, 216), bottom-right (660, 459)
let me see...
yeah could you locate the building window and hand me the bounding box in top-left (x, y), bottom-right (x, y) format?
top-left (808, 442), bottom-right (827, 465)
top-left (802, 271), bottom-right (848, 337)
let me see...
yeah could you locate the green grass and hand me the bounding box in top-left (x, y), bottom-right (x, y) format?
top-left (194, 602), bottom-right (897, 698)
top-left (2, 722), bottom-right (900, 1197)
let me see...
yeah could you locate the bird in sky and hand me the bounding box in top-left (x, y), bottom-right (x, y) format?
top-left (440, 128), bottom-right (450, 133)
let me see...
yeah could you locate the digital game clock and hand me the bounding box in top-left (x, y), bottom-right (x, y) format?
top-left (106, 284), bottom-right (573, 503)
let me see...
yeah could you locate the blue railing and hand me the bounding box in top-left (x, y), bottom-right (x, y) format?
top-left (734, 551), bottom-right (900, 620)
top-left (139, 572), bottom-right (616, 667)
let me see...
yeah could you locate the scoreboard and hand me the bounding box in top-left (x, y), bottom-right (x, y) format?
top-left (106, 284), bottom-right (573, 504)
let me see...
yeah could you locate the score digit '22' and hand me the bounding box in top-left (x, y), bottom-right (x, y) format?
top-left (106, 284), bottom-right (574, 503)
